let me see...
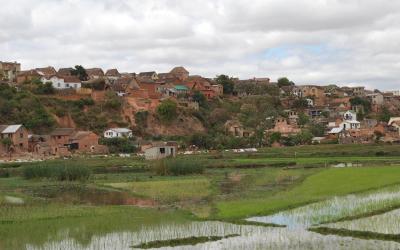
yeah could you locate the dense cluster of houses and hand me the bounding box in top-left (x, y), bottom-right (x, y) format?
top-left (2, 60), bottom-right (400, 158)
top-left (225, 84), bottom-right (400, 145)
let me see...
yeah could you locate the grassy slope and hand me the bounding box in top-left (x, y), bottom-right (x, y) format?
top-left (215, 166), bottom-right (400, 220)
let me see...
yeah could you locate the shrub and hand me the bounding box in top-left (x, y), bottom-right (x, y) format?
top-left (99, 137), bottom-right (137, 153)
top-left (23, 163), bottom-right (91, 181)
top-left (153, 158), bottom-right (205, 176)
top-left (156, 99), bottom-right (177, 123)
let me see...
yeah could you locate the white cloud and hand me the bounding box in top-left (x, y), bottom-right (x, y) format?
top-left (1, 0), bottom-right (400, 90)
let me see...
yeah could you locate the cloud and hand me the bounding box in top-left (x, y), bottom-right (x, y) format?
top-left (1, 0), bottom-right (400, 90)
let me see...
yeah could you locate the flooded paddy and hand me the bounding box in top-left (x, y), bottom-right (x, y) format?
top-left (325, 208), bottom-right (400, 235)
top-left (246, 185), bottom-right (400, 228)
top-left (21, 222), bottom-right (400, 250)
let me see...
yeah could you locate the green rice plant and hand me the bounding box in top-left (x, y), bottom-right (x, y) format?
top-left (153, 158), bottom-right (205, 176)
top-left (22, 163), bottom-right (91, 181)
top-left (247, 185), bottom-right (400, 228)
top-left (325, 208), bottom-right (400, 234)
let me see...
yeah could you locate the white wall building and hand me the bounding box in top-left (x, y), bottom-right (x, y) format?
top-left (41, 75), bottom-right (81, 89)
top-left (104, 128), bottom-right (133, 138)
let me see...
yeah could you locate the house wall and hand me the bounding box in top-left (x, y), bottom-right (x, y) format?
top-left (42, 76), bottom-right (81, 89)
top-left (0, 127), bottom-right (29, 153)
top-left (145, 146), bottom-right (176, 160)
top-left (76, 133), bottom-right (100, 152)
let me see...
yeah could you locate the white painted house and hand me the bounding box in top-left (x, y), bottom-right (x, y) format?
top-left (328, 110), bottom-right (360, 135)
top-left (41, 75), bottom-right (81, 89)
top-left (103, 128), bottom-right (133, 138)
top-left (341, 110), bottom-right (360, 130)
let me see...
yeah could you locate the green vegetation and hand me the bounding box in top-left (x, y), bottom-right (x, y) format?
top-left (23, 163), bottom-right (91, 181)
top-left (310, 227), bottom-right (400, 244)
top-left (215, 166), bottom-right (400, 219)
top-left (0, 84), bottom-right (55, 133)
top-left (277, 77), bottom-right (295, 88)
top-left (153, 158), bottom-right (205, 176)
top-left (3, 145), bottom-right (400, 248)
top-left (216, 74), bottom-right (234, 94)
top-left (99, 137), bottom-right (137, 153)
top-left (107, 178), bottom-right (210, 202)
top-left (132, 234), bottom-right (239, 249)
top-left (157, 99), bottom-right (178, 123)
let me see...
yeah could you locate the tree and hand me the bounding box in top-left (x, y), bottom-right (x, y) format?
top-left (309, 123), bottom-right (326, 137)
top-left (156, 99), bottom-right (177, 123)
top-left (103, 91), bottom-right (122, 110)
top-left (192, 90), bottom-right (207, 108)
top-left (277, 77), bottom-right (294, 88)
top-left (1, 138), bottom-right (13, 158)
top-left (350, 97), bottom-right (371, 114)
top-left (268, 132), bottom-right (282, 144)
top-left (216, 75), bottom-right (234, 95)
top-left (71, 65), bottom-right (88, 81)
top-left (294, 130), bottom-right (313, 145)
top-left (292, 98), bottom-right (309, 109)
top-left (378, 107), bottom-right (392, 122)
top-left (34, 82), bottom-right (55, 95)
top-left (298, 112), bottom-right (310, 127)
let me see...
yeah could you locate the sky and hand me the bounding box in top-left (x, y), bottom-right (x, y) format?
top-left (1, 0), bottom-right (400, 90)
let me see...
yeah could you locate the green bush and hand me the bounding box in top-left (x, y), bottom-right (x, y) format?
top-left (23, 164), bottom-right (91, 181)
top-left (156, 99), bottom-right (177, 123)
top-left (99, 137), bottom-right (137, 153)
top-left (154, 158), bottom-right (205, 176)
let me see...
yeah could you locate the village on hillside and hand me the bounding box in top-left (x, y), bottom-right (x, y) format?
top-left (1, 60), bottom-right (400, 161)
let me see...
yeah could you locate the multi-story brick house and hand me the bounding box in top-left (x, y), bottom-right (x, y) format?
top-left (0, 61), bottom-right (21, 83)
top-left (0, 124), bottom-right (29, 154)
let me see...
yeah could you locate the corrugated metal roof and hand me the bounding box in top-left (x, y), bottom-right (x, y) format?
top-left (107, 128), bottom-right (132, 133)
top-left (1, 125), bottom-right (22, 134)
top-left (328, 127), bottom-right (343, 134)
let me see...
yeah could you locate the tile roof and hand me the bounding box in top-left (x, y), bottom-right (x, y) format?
top-left (58, 68), bottom-right (73, 76)
top-left (105, 69), bottom-right (121, 77)
top-left (35, 67), bottom-right (57, 77)
top-left (86, 68), bottom-right (104, 77)
top-left (50, 128), bottom-right (75, 136)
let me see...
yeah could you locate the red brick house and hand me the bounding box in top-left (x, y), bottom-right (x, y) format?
top-left (0, 125), bottom-right (29, 155)
top-left (266, 117), bottom-right (301, 137)
top-left (69, 131), bottom-right (107, 154)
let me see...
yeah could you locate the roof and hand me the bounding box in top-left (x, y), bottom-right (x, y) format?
top-left (170, 66), bottom-right (189, 74)
top-left (50, 128), bottom-right (75, 136)
top-left (86, 68), bottom-right (104, 77)
top-left (35, 67), bottom-right (57, 76)
top-left (388, 117), bottom-right (400, 125)
top-left (58, 68), bottom-right (73, 76)
top-left (106, 128), bottom-right (132, 133)
top-left (148, 141), bottom-right (178, 148)
top-left (105, 69), bottom-right (121, 77)
top-left (62, 75), bottom-right (81, 83)
top-left (174, 85), bottom-right (189, 91)
top-left (329, 127), bottom-right (343, 134)
top-left (138, 72), bottom-right (157, 78)
top-left (71, 131), bottom-right (96, 140)
top-left (0, 125), bottom-right (23, 134)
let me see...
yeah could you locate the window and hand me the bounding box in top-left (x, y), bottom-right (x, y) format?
top-left (74, 84), bottom-right (77, 88)
top-left (57, 82), bottom-right (60, 87)
top-left (66, 83), bottom-right (70, 88)
top-left (58, 136), bottom-right (61, 139)
top-left (20, 133), bottom-right (24, 138)
top-left (19, 143), bottom-right (23, 148)
top-left (160, 147), bottom-right (165, 154)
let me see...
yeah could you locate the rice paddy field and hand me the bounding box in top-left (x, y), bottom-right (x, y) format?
top-left (3, 144), bottom-right (400, 249)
